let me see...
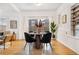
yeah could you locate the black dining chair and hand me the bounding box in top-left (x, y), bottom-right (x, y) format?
top-left (29, 31), bottom-right (34, 38)
top-left (29, 34), bottom-right (34, 38)
top-left (24, 32), bottom-right (36, 54)
top-left (0, 32), bottom-right (4, 38)
top-left (41, 32), bottom-right (53, 53)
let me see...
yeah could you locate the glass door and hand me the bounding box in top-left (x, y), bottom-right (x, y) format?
top-left (29, 19), bottom-right (37, 33)
top-left (29, 18), bottom-right (49, 33)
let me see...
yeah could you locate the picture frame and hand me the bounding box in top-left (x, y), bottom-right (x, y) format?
top-left (10, 20), bottom-right (17, 29)
top-left (62, 15), bottom-right (67, 24)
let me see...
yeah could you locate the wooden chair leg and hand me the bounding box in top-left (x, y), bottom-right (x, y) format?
top-left (4, 43), bottom-right (5, 50)
top-left (4, 39), bottom-right (5, 50)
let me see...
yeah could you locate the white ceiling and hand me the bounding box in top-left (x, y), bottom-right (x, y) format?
top-left (0, 3), bottom-right (62, 12)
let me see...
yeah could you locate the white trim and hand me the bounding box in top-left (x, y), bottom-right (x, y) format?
top-left (57, 39), bottom-right (79, 54)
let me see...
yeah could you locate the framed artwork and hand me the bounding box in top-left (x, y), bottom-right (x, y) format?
top-left (10, 20), bottom-right (17, 29)
top-left (62, 15), bottom-right (67, 24)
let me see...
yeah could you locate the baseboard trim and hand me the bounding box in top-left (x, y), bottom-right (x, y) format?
top-left (57, 39), bottom-right (79, 54)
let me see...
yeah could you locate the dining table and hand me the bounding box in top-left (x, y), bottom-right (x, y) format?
top-left (29, 32), bottom-right (46, 49)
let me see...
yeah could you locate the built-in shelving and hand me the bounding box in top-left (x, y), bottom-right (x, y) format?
top-left (71, 4), bottom-right (79, 36)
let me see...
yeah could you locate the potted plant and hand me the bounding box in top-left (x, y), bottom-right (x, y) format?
top-left (51, 21), bottom-right (57, 39)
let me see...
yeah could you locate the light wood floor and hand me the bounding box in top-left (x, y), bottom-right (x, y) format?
top-left (0, 39), bottom-right (77, 55)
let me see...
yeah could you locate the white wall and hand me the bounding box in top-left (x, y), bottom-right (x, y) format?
top-left (56, 3), bottom-right (79, 54)
top-left (1, 3), bottom-right (79, 54)
top-left (0, 11), bottom-right (57, 39)
top-left (22, 11), bottom-right (57, 39)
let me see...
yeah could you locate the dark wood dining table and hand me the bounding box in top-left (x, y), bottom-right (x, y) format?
top-left (29, 32), bottom-right (46, 49)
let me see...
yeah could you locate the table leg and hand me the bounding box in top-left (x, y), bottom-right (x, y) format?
top-left (35, 35), bottom-right (41, 49)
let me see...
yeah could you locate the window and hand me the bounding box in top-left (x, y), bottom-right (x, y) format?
top-left (29, 19), bottom-right (37, 32)
top-left (0, 18), bottom-right (7, 32)
top-left (29, 18), bottom-right (49, 33)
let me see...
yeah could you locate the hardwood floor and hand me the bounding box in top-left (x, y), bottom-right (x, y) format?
top-left (52, 40), bottom-right (77, 55)
top-left (0, 39), bottom-right (77, 55)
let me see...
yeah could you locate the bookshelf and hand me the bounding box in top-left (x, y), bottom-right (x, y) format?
top-left (71, 4), bottom-right (79, 36)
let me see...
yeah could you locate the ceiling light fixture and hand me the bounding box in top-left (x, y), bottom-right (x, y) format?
top-left (35, 3), bottom-right (42, 6)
